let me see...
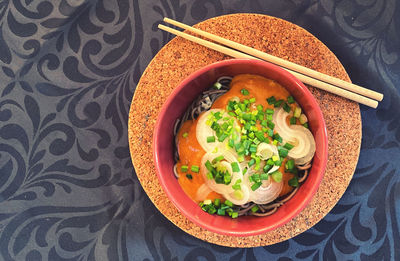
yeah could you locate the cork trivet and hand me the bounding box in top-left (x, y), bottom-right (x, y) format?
top-left (128, 14), bottom-right (361, 247)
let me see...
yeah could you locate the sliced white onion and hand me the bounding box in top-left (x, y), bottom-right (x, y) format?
top-left (224, 185), bottom-right (250, 205)
top-left (243, 166), bottom-right (283, 205)
top-left (273, 107), bottom-right (316, 165)
top-left (256, 143), bottom-right (279, 160)
top-left (196, 109), bottom-right (241, 153)
top-left (200, 150), bottom-right (250, 205)
top-left (195, 184), bottom-right (213, 202)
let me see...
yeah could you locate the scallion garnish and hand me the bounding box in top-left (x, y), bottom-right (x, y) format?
top-left (267, 96), bottom-right (276, 105)
top-left (287, 96), bottom-right (295, 104)
top-left (186, 174), bottom-right (193, 180)
top-left (251, 182), bottom-right (261, 191)
top-left (283, 102), bottom-right (291, 113)
top-left (284, 143), bottom-right (294, 150)
top-left (241, 89), bottom-right (249, 95)
top-left (212, 155), bottom-right (225, 164)
top-left (289, 177), bottom-right (299, 187)
top-left (207, 136), bottom-right (215, 143)
top-left (213, 82), bottom-right (222, 89)
top-left (191, 165), bottom-right (199, 173)
top-left (251, 205), bottom-right (259, 213)
top-left (224, 200), bottom-right (233, 207)
top-left (274, 99), bottom-right (284, 107)
top-left (181, 165), bottom-right (188, 172)
top-left (271, 171), bottom-right (283, 182)
top-left (231, 162), bottom-right (240, 172)
top-left (182, 132), bottom-right (188, 138)
top-left (290, 117), bottom-right (297, 125)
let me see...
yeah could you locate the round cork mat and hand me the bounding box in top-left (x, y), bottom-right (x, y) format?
top-left (128, 14), bottom-right (361, 247)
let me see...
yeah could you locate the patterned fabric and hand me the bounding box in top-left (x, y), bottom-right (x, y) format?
top-left (0, 0), bottom-right (398, 260)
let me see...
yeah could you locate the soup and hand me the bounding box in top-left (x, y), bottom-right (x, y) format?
top-left (173, 74), bottom-right (315, 218)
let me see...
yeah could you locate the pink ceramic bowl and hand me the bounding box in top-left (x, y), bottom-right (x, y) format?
top-left (153, 59), bottom-right (327, 237)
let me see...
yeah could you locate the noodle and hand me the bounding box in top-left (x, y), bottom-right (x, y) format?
top-left (173, 75), bottom-right (313, 217)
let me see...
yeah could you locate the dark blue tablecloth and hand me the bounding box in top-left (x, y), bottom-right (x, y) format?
top-left (0, 0), bottom-right (399, 260)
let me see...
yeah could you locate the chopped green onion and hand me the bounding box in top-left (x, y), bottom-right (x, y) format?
top-left (267, 96), bottom-right (276, 105)
top-left (206, 172), bottom-right (213, 180)
top-left (289, 177), bottom-right (299, 187)
top-left (303, 122), bottom-right (309, 128)
top-left (263, 164), bottom-right (272, 173)
top-left (249, 97), bottom-right (256, 103)
top-left (278, 147), bottom-right (289, 158)
top-left (290, 117), bottom-right (297, 125)
top-left (266, 158), bottom-right (274, 166)
top-left (266, 108), bottom-right (274, 114)
top-left (257, 105), bottom-right (263, 111)
top-left (284, 143), bottom-right (294, 150)
top-left (287, 96), bottom-right (295, 104)
top-left (241, 89), bottom-right (249, 95)
top-left (214, 198), bottom-right (221, 207)
top-left (212, 155), bottom-right (225, 164)
top-left (231, 162), bottom-right (240, 172)
top-left (260, 173), bottom-right (269, 180)
top-left (267, 129), bottom-right (274, 137)
top-left (273, 133), bottom-right (283, 143)
top-left (203, 199), bottom-right (212, 205)
top-left (274, 160), bottom-right (282, 166)
top-left (266, 114), bottom-right (273, 121)
top-left (218, 133), bottom-right (228, 142)
top-left (243, 167), bottom-right (248, 175)
top-left (251, 205), bottom-right (259, 213)
top-left (213, 82), bottom-right (222, 89)
top-left (207, 205), bottom-right (216, 214)
top-left (248, 158), bottom-right (256, 167)
top-left (255, 131), bottom-right (265, 142)
top-left (274, 99), bottom-right (284, 107)
top-left (271, 171), bottom-right (283, 182)
top-left (214, 111), bottom-right (222, 120)
top-left (242, 113), bottom-right (252, 121)
top-left (267, 121), bottom-right (275, 129)
top-left (285, 159), bottom-right (295, 171)
top-left (224, 200), bottom-right (233, 207)
top-left (231, 212), bottom-right (238, 218)
top-left (232, 183), bottom-right (241, 190)
top-left (283, 102), bottom-right (291, 113)
top-left (181, 165), bottom-right (188, 172)
top-left (217, 208), bottom-right (225, 215)
top-left (186, 174), bottom-right (193, 180)
top-left (182, 132), bottom-right (188, 138)
top-left (205, 160), bottom-right (213, 172)
top-left (207, 136), bottom-right (215, 143)
top-left (261, 120), bottom-right (268, 127)
top-left (249, 144), bottom-right (258, 153)
top-left (299, 114), bottom-right (308, 124)
top-left (251, 182), bottom-right (262, 191)
top-left (191, 165), bottom-right (199, 173)
top-left (294, 107), bottom-right (302, 118)
top-left (228, 139), bottom-right (235, 148)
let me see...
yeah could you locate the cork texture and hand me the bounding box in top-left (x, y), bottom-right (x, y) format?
top-left (128, 14), bottom-right (361, 247)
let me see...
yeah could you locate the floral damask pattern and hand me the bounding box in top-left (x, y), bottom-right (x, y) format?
top-left (0, 0), bottom-right (398, 260)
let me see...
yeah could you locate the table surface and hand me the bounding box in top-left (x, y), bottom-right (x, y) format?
top-left (0, 1), bottom-right (399, 260)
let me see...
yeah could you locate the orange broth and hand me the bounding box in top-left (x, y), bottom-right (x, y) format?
top-left (176, 74), bottom-right (296, 203)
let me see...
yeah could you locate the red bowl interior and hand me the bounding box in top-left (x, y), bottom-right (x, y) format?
top-left (153, 59), bottom-right (328, 237)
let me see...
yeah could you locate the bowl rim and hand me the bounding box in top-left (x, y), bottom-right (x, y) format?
top-left (153, 58), bottom-right (328, 236)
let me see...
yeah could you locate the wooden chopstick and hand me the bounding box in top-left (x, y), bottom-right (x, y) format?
top-left (164, 17), bottom-right (383, 103)
top-left (158, 24), bottom-right (378, 108)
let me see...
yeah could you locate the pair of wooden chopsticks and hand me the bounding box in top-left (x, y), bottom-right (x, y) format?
top-left (158, 18), bottom-right (383, 108)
